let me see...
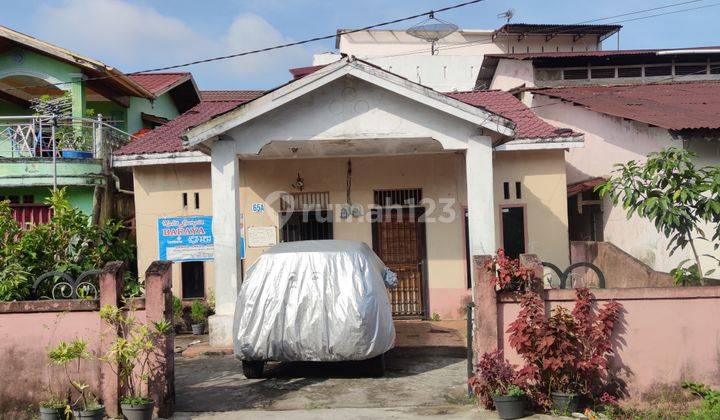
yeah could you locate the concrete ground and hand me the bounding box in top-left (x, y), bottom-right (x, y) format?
top-left (171, 322), bottom-right (554, 419)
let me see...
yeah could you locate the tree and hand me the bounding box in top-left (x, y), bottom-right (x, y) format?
top-left (596, 147), bottom-right (720, 285)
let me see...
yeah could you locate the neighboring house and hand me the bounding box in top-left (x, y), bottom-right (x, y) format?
top-left (315, 23), bottom-right (620, 91)
top-left (114, 90), bottom-right (264, 299)
top-left (477, 48), bottom-right (720, 278)
top-left (145, 56), bottom-right (580, 346)
top-left (0, 25), bottom-right (199, 225)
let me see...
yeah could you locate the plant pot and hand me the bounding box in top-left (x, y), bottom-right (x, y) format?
top-left (191, 323), bottom-right (205, 335)
top-left (72, 405), bottom-right (104, 420)
top-left (39, 406), bottom-right (65, 420)
top-left (492, 395), bottom-right (527, 419)
top-left (61, 149), bottom-right (93, 159)
top-left (551, 391), bottom-right (580, 414)
top-left (121, 401), bottom-right (154, 420)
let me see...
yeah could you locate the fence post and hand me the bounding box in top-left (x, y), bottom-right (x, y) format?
top-left (519, 254), bottom-right (544, 292)
top-left (99, 261), bottom-right (125, 418)
top-left (472, 255), bottom-right (498, 356)
top-left (145, 261), bottom-right (175, 418)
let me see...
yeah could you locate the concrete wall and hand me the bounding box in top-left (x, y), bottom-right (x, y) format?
top-left (132, 149), bottom-right (569, 319)
top-left (489, 58), bottom-right (535, 93)
top-left (133, 163), bottom-right (214, 299)
top-left (497, 287), bottom-right (720, 401)
top-left (126, 93), bottom-right (180, 135)
top-left (532, 95), bottom-right (719, 278)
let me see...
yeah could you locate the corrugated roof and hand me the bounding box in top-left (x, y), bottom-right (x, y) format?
top-left (446, 90), bottom-right (581, 140)
top-left (531, 81), bottom-right (720, 130)
top-left (128, 72), bottom-right (191, 95)
top-left (496, 23), bottom-right (621, 39)
top-left (114, 90), bottom-right (264, 156)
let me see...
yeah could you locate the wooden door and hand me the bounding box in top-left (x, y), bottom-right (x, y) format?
top-left (372, 207), bottom-right (426, 318)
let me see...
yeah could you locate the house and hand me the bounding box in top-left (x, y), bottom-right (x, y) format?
top-left (477, 48), bottom-right (720, 279)
top-left (0, 25), bottom-right (200, 225)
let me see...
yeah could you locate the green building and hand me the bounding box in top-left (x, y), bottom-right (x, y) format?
top-left (0, 25), bottom-right (200, 225)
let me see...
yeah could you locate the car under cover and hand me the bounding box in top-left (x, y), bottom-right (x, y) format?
top-left (233, 240), bottom-right (397, 362)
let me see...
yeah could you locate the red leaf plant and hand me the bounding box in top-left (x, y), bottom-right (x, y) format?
top-left (484, 248), bottom-right (536, 292)
top-left (468, 349), bottom-right (525, 410)
top-left (506, 288), bottom-right (623, 409)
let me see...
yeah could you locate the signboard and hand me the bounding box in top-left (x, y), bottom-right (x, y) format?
top-left (251, 203), bottom-right (265, 213)
top-left (247, 226), bottom-right (277, 248)
top-left (158, 216), bottom-right (214, 262)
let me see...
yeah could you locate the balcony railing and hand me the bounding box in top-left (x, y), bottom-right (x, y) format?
top-left (0, 115), bottom-right (135, 160)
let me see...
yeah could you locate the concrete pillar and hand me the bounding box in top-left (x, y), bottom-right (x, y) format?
top-left (99, 261), bottom-right (125, 418)
top-left (472, 255), bottom-right (498, 355)
top-left (69, 74), bottom-right (86, 121)
top-left (209, 137), bottom-right (241, 347)
top-left (145, 261), bottom-right (175, 418)
top-left (465, 135), bottom-right (496, 288)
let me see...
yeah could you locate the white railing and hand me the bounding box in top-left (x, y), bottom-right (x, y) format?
top-left (0, 115), bottom-right (136, 159)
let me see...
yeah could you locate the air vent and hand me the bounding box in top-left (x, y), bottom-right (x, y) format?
top-left (374, 189), bottom-right (422, 207)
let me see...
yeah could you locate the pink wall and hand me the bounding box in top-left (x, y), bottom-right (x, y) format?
top-left (0, 301), bottom-right (103, 417)
top-left (497, 287), bottom-right (720, 400)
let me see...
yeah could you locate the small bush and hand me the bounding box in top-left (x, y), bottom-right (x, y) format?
top-left (190, 300), bottom-right (208, 324)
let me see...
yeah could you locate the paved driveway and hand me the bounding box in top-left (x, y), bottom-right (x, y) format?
top-left (173, 349), bottom-right (473, 417)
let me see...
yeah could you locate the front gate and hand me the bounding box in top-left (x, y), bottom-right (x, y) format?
top-left (372, 189), bottom-right (427, 318)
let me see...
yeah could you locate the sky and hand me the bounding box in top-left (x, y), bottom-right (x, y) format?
top-left (3, 0), bottom-right (719, 90)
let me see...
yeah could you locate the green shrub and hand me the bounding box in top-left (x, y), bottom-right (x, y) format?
top-left (190, 300), bottom-right (208, 324)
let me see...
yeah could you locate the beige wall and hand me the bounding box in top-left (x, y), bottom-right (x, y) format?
top-left (133, 163), bottom-right (215, 298)
top-left (132, 150), bottom-right (569, 317)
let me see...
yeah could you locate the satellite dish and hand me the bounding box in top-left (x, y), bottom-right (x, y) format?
top-left (406, 12), bottom-right (459, 55)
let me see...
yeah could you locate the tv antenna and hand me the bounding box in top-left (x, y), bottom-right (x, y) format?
top-left (406, 11), bottom-right (459, 55)
top-left (497, 9), bottom-right (515, 24)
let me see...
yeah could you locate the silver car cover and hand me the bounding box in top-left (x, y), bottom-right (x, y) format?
top-left (233, 240), bottom-right (396, 362)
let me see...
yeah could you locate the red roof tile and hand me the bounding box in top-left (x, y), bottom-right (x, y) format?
top-left (128, 72), bottom-right (191, 95)
top-left (531, 81), bottom-right (720, 130)
top-left (446, 90), bottom-right (580, 139)
top-left (200, 90), bottom-right (265, 101)
top-left (114, 90), bottom-right (264, 156)
top-left (289, 65), bottom-right (327, 80)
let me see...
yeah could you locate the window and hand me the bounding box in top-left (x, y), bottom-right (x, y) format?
top-left (503, 182), bottom-right (510, 200)
top-left (618, 67), bottom-right (642, 78)
top-left (22, 195), bottom-right (34, 204)
top-left (8, 195), bottom-right (19, 204)
top-left (194, 192), bottom-right (200, 210)
top-left (280, 210), bottom-right (333, 242)
top-left (563, 69), bottom-right (588, 80)
top-left (675, 64), bottom-right (707, 76)
top-left (590, 68), bottom-right (615, 79)
top-left (515, 182), bottom-right (522, 199)
top-left (710, 63), bottom-right (720, 74)
top-left (181, 261), bottom-right (205, 298)
top-left (645, 66), bottom-right (672, 77)
top-left (182, 193), bottom-right (188, 208)
top-left (501, 206), bottom-right (526, 259)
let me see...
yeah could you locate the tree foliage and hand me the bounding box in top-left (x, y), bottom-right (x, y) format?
top-left (597, 147), bottom-right (720, 285)
top-left (0, 188), bottom-right (135, 301)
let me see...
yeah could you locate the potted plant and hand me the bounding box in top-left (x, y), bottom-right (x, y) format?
top-left (47, 339), bottom-right (104, 420)
top-left (468, 350), bottom-right (527, 419)
top-left (38, 396), bottom-right (67, 420)
top-left (173, 296), bottom-right (185, 333)
top-left (190, 299), bottom-right (208, 335)
top-left (100, 304), bottom-right (172, 420)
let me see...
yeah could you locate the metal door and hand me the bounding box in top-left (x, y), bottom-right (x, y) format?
top-left (372, 206), bottom-right (426, 318)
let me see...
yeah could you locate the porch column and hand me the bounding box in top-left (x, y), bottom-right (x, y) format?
top-left (209, 137), bottom-right (241, 347)
top-left (69, 73), bottom-right (86, 121)
top-left (465, 135), bottom-right (496, 288)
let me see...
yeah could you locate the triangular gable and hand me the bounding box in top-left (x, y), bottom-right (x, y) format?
top-left (183, 57), bottom-right (515, 148)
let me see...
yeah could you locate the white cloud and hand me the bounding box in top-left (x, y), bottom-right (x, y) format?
top-left (33, 0), bottom-right (311, 88)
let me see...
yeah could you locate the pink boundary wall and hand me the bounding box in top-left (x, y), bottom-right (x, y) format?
top-left (473, 255), bottom-right (720, 401)
top-left (0, 261), bottom-right (174, 418)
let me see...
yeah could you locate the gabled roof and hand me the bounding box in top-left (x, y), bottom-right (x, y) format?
top-left (0, 25), bottom-right (153, 99)
top-left (183, 57), bottom-right (516, 149)
top-left (114, 90), bottom-right (264, 156)
top-left (128, 72), bottom-right (192, 95)
top-left (446, 90), bottom-right (581, 141)
top-left (531, 81), bottom-right (720, 130)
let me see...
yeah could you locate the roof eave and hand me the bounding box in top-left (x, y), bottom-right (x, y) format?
top-left (494, 135), bottom-right (584, 151)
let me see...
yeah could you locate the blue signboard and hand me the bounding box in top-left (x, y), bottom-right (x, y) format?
top-left (157, 216), bottom-right (214, 262)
